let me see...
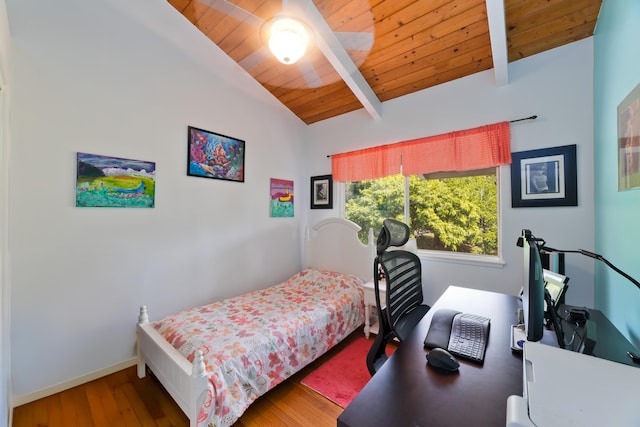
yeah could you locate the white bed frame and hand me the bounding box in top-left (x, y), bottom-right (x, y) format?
top-left (136, 218), bottom-right (374, 426)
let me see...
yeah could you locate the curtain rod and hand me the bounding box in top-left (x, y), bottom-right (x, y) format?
top-left (326, 115), bottom-right (537, 158)
top-left (510, 115), bottom-right (538, 123)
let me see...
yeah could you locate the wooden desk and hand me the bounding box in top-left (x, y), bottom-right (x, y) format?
top-left (338, 286), bottom-right (524, 427)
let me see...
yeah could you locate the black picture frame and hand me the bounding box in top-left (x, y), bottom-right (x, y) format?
top-left (510, 144), bottom-right (577, 208)
top-left (310, 175), bottom-right (333, 209)
top-left (187, 126), bottom-right (245, 182)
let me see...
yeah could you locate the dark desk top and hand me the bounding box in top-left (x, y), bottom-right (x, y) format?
top-left (555, 304), bottom-right (640, 367)
top-left (338, 286), bottom-right (523, 427)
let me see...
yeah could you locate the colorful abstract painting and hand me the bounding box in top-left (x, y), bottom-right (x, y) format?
top-left (76, 152), bottom-right (156, 208)
top-left (187, 126), bottom-right (245, 182)
top-left (270, 178), bottom-right (294, 217)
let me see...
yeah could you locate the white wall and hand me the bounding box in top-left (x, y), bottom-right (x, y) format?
top-left (305, 38), bottom-right (595, 308)
top-left (7, 0), bottom-right (307, 400)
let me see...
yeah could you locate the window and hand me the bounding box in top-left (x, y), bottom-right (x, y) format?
top-left (345, 168), bottom-right (498, 256)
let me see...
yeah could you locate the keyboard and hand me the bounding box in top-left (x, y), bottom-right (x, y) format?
top-left (424, 308), bottom-right (491, 363)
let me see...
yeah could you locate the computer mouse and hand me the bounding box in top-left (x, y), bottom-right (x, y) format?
top-left (426, 347), bottom-right (460, 372)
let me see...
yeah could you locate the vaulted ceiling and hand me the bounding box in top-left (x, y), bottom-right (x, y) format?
top-left (169, 0), bottom-right (602, 124)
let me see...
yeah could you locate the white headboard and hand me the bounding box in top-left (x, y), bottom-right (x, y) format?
top-left (304, 218), bottom-right (375, 282)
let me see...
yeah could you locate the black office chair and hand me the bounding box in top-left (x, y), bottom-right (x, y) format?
top-left (366, 219), bottom-right (431, 375)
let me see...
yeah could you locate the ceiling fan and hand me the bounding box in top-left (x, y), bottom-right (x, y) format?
top-left (196, 0), bottom-right (375, 90)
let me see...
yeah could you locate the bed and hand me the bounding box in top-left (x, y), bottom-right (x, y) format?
top-left (136, 218), bottom-right (375, 427)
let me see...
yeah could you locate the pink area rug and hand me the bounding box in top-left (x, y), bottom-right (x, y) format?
top-left (301, 337), bottom-right (394, 408)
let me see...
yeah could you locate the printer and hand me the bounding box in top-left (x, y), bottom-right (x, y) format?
top-left (506, 342), bottom-right (640, 426)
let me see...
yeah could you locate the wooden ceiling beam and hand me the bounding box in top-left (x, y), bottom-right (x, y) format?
top-left (486, 0), bottom-right (509, 86)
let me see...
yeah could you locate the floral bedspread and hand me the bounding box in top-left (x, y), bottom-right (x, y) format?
top-left (153, 268), bottom-right (365, 427)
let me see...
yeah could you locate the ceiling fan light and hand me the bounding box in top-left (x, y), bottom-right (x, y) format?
top-left (268, 17), bottom-right (309, 65)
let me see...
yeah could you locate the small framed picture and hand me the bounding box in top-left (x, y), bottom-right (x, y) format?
top-left (187, 126), bottom-right (245, 182)
top-left (310, 175), bottom-right (333, 209)
top-left (510, 145), bottom-right (577, 208)
top-left (618, 82), bottom-right (640, 191)
top-left (270, 178), bottom-right (294, 218)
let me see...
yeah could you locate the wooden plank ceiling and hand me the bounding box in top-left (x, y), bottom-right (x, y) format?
top-left (169, 0), bottom-right (602, 125)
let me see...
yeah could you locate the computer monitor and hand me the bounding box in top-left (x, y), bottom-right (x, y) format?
top-left (521, 229), bottom-right (545, 342)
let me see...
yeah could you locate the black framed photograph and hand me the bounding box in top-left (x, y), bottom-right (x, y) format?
top-left (187, 126), bottom-right (245, 182)
top-left (310, 175), bottom-right (333, 209)
top-left (510, 144), bottom-right (577, 208)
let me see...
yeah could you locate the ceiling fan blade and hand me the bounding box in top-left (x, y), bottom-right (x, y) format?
top-left (335, 32), bottom-right (374, 52)
top-left (237, 46), bottom-right (270, 71)
top-left (197, 0), bottom-right (264, 28)
top-left (297, 60), bottom-right (323, 88)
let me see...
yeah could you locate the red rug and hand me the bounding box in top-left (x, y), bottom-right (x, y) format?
top-left (301, 337), bottom-right (394, 408)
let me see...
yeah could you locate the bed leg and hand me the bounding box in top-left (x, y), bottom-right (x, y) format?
top-left (191, 350), bottom-right (208, 427)
top-left (137, 305), bottom-right (149, 378)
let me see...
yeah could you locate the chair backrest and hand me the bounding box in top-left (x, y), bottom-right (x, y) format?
top-left (367, 219), bottom-right (428, 375)
top-left (378, 249), bottom-right (423, 334)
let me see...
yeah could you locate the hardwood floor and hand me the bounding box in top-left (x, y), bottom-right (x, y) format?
top-left (13, 331), bottom-right (367, 427)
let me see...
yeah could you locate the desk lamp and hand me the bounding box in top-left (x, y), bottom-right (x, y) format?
top-left (540, 245), bottom-right (640, 290)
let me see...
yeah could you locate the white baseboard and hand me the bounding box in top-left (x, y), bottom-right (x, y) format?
top-left (11, 357), bottom-right (137, 407)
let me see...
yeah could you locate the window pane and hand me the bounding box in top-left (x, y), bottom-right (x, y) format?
top-left (345, 175), bottom-right (405, 244)
top-left (409, 172), bottom-right (498, 255)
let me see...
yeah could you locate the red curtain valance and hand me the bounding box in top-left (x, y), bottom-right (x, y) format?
top-left (329, 144), bottom-right (403, 182)
top-left (332, 121), bottom-right (511, 182)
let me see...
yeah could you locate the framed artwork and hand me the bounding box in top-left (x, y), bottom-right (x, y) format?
top-left (270, 178), bottom-right (294, 217)
top-left (76, 152), bottom-right (156, 208)
top-left (617, 82), bottom-right (640, 191)
top-left (310, 174), bottom-right (333, 209)
top-left (510, 145), bottom-right (577, 208)
top-left (187, 126), bottom-right (245, 182)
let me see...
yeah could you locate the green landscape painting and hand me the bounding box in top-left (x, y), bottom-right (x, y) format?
top-left (76, 152), bottom-right (156, 208)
